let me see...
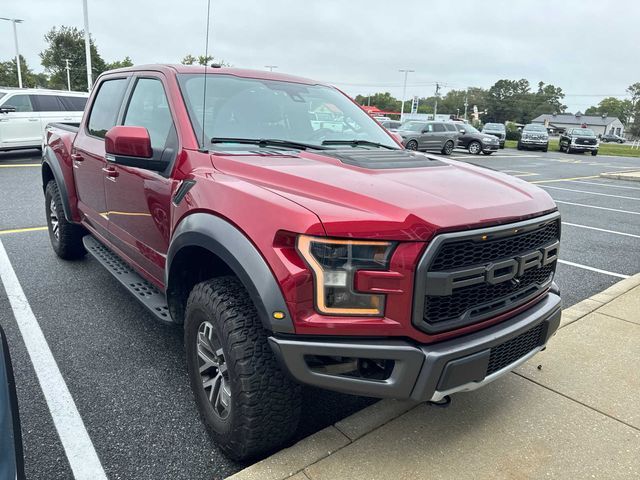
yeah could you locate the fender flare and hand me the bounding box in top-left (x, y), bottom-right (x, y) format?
top-left (166, 213), bottom-right (294, 334)
top-left (41, 146), bottom-right (74, 223)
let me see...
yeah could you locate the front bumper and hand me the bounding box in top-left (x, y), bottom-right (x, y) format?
top-left (521, 138), bottom-right (548, 147)
top-left (571, 143), bottom-right (598, 151)
top-left (270, 289), bottom-right (561, 402)
top-left (483, 143), bottom-right (500, 152)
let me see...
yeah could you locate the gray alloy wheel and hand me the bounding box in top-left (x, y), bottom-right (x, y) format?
top-left (406, 140), bottom-right (418, 150)
top-left (197, 321), bottom-right (231, 420)
top-left (468, 141), bottom-right (481, 155)
top-left (441, 140), bottom-right (454, 155)
top-left (49, 198), bottom-right (59, 240)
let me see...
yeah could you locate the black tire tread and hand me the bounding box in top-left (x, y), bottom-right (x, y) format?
top-left (185, 277), bottom-right (301, 461)
top-left (45, 180), bottom-right (86, 260)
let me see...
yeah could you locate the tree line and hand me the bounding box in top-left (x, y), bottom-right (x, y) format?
top-left (356, 80), bottom-right (640, 137)
top-left (0, 25), bottom-right (226, 92)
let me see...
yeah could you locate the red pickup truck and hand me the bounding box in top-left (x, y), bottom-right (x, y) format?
top-left (42, 64), bottom-right (561, 460)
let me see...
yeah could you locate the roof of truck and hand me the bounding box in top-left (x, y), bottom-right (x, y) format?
top-left (105, 64), bottom-right (324, 87)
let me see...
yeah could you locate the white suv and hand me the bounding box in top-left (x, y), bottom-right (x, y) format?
top-left (0, 88), bottom-right (89, 151)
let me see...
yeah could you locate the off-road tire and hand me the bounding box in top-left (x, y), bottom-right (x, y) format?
top-left (184, 277), bottom-right (301, 461)
top-left (45, 180), bottom-right (86, 260)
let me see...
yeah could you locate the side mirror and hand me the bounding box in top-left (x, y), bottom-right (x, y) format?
top-left (460, 129), bottom-right (466, 135)
top-left (0, 106), bottom-right (17, 114)
top-left (105, 126), bottom-right (169, 172)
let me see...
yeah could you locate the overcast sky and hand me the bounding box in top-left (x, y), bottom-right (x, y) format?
top-left (1, 0), bottom-right (638, 111)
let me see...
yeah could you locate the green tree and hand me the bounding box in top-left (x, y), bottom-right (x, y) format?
top-left (181, 54), bottom-right (229, 66)
top-left (0, 55), bottom-right (49, 88)
top-left (485, 79), bottom-right (531, 123)
top-left (585, 97), bottom-right (633, 124)
top-left (105, 56), bottom-right (134, 70)
top-left (40, 26), bottom-right (107, 91)
top-left (627, 82), bottom-right (640, 138)
top-left (354, 92), bottom-right (401, 112)
top-left (529, 81), bottom-right (567, 119)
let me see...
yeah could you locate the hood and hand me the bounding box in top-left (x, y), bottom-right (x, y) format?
top-left (210, 149), bottom-right (556, 241)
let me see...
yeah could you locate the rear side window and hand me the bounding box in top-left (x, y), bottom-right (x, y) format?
top-left (123, 78), bottom-right (175, 150)
top-left (87, 78), bottom-right (128, 138)
top-left (33, 95), bottom-right (64, 112)
top-left (433, 123), bottom-right (446, 132)
top-left (59, 96), bottom-right (88, 111)
top-left (444, 123), bottom-right (457, 132)
top-left (4, 94), bottom-right (33, 112)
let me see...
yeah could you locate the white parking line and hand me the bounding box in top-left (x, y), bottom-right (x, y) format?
top-left (554, 200), bottom-right (640, 215)
top-left (571, 180), bottom-right (640, 191)
top-left (540, 185), bottom-right (640, 201)
top-left (0, 240), bottom-right (107, 480)
top-left (557, 259), bottom-right (630, 279)
top-left (562, 222), bottom-right (640, 239)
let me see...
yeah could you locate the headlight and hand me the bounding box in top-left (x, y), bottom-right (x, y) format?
top-left (483, 136), bottom-right (496, 142)
top-left (297, 236), bottom-right (395, 316)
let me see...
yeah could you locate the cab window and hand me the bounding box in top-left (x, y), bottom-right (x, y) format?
top-left (87, 78), bottom-right (129, 138)
top-left (433, 123), bottom-right (446, 132)
top-left (123, 78), bottom-right (176, 150)
top-left (4, 95), bottom-right (33, 112)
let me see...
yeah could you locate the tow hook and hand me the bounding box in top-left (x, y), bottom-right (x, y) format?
top-left (428, 395), bottom-right (452, 408)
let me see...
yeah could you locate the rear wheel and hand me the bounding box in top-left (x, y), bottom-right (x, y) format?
top-left (441, 140), bottom-right (454, 155)
top-left (184, 277), bottom-right (301, 461)
top-left (45, 180), bottom-right (86, 260)
top-left (406, 140), bottom-right (418, 151)
top-left (468, 141), bottom-right (482, 155)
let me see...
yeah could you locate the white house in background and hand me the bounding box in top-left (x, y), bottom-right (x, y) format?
top-left (531, 112), bottom-right (625, 137)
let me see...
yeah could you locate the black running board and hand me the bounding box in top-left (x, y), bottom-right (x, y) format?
top-left (83, 235), bottom-right (172, 323)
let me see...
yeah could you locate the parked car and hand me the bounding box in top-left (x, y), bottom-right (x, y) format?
top-left (559, 127), bottom-right (599, 155)
top-left (481, 123), bottom-right (506, 148)
top-left (452, 122), bottom-right (500, 155)
top-left (518, 124), bottom-right (549, 152)
top-left (0, 88), bottom-right (88, 151)
top-left (601, 133), bottom-right (625, 143)
top-left (396, 120), bottom-right (458, 154)
top-left (43, 64), bottom-right (561, 460)
top-left (379, 119), bottom-right (403, 131)
top-left (0, 323), bottom-right (25, 480)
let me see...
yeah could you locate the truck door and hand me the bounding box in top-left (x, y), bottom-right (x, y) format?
top-left (104, 75), bottom-right (175, 284)
top-left (72, 77), bottom-right (129, 237)
top-left (0, 94), bottom-right (41, 149)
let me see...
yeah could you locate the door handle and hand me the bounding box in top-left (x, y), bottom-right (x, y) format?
top-left (71, 153), bottom-right (84, 162)
top-left (102, 166), bottom-right (119, 180)
top-left (28, 118), bottom-right (39, 122)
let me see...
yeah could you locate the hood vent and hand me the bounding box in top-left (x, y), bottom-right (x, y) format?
top-left (326, 149), bottom-right (447, 170)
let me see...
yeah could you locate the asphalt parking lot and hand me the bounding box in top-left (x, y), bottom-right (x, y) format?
top-left (1, 146), bottom-right (639, 479)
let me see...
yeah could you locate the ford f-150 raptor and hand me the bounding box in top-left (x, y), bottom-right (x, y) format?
top-left (42, 64), bottom-right (561, 460)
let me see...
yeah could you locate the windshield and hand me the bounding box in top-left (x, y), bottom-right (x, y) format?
top-left (0, 92), bottom-right (5, 101)
top-left (523, 124), bottom-right (547, 132)
top-left (572, 128), bottom-right (596, 136)
top-left (457, 123), bottom-right (479, 134)
top-left (483, 123), bottom-right (505, 131)
top-left (398, 121), bottom-right (425, 132)
top-left (177, 74), bottom-right (398, 149)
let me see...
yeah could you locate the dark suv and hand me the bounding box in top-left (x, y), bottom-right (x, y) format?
top-left (453, 122), bottom-right (500, 155)
top-left (397, 120), bottom-right (459, 155)
top-left (481, 123), bottom-right (506, 148)
top-left (560, 127), bottom-right (599, 155)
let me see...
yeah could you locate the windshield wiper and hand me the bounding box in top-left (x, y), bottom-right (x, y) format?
top-left (210, 137), bottom-right (328, 150)
top-left (321, 139), bottom-right (397, 150)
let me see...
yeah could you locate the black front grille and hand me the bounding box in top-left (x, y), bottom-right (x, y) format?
top-left (486, 323), bottom-right (545, 375)
top-left (425, 264), bottom-right (554, 324)
top-left (576, 138), bottom-right (597, 145)
top-left (430, 220), bottom-right (559, 271)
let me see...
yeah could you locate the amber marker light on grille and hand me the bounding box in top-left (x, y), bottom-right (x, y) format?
top-left (296, 235), bottom-right (394, 316)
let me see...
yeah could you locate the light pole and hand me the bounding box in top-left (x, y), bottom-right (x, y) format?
top-left (265, 65), bottom-right (278, 72)
top-left (399, 69), bottom-right (414, 122)
top-left (82, 0), bottom-right (93, 90)
top-left (64, 59), bottom-right (72, 91)
top-left (463, 90), bottom-right (469, 120)
top-left (0, 17), bottom-right (24, 88)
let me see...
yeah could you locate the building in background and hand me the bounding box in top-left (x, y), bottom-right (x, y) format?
top-left (532, 112), bottom-right (624, 137)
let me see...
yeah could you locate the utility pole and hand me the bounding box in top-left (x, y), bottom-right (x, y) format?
top-left (265, 65), bottom-right (278, 72)
top-left (399, 69), bottom-right (414, 122)
top-left (463, 90), bottom-right (469, 120)
top-left (433, 83), bottom-right (441, 118)
top-left (0, 17), bottom-right (24, 88)
top-left (82, 0), bottom-right (93, 91)
top-left (64, 59), bottom-right (72, 91)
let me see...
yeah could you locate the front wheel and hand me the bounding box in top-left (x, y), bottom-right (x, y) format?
top-left (517, 142), bottom-right (523, 150)
top-left (591, 150), bottom-right (598, 156)
top-left (45, 180), bottom-right (86, 260)
top-left (468, 141), bottom-right (482, 155)
top-left (405, 140), bottom-right (418, 151)
top-left (185, 277), bottom-right (301, 461)
top-left (441, 140), bottom-right (454, 155)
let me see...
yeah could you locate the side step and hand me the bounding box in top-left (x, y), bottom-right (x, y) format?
top-left (83, 235), bottom-right (172, 324)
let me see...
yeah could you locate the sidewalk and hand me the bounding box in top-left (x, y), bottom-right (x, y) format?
top-left (229, 275), bottom-right (640, 480)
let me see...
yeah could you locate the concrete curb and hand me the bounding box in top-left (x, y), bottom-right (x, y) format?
top-left (227, 273), bottom-right (640, 480)
top-left (600, 170), bottom-right (640, 182)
